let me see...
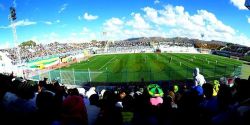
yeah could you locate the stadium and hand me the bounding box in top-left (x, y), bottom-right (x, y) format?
top-left (1, 38), bottom-right (246, 85)
top-left (31, 41), bottom-right (244, 85)
top-left (0, 0), bottom-right (250, 125)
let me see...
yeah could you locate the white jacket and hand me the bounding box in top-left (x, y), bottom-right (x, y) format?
top-left (193, 67), bottom-right (206, 86)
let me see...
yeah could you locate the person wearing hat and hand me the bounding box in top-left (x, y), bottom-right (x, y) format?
top-left (147, 84), bottom-right (164, 106)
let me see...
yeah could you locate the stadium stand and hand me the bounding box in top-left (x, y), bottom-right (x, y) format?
top-left (2, 37), bottom-right (249, 66)
top-left (220, 44), bottom-right (250, 57)
top-left (212, 43), bottom-right (250, 61)
top-left (0, 73), bottom-right (249, 125)
top-left (0, 41), bottom-right (107, 64)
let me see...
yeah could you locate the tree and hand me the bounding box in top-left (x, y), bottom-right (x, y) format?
top-left (91, 40), bottom-right (97, 43)
top-left (19, 40), bottom-right (37, 48)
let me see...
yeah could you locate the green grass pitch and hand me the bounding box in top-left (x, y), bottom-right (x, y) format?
top-left (47, 53), bottom-right (243, 84)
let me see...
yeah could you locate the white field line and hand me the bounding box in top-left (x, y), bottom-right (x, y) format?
top-left (89, 57), bottom-right (98, 63)
top-left (98, 56), bottom-right (117, 70)
top-left (82, 57), bottom-right (98, 64)
top-left (172, 56), bottom-right (211, 77)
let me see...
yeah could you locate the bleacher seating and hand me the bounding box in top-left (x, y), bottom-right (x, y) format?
top-left (0, 73), bottom-right (249, 125)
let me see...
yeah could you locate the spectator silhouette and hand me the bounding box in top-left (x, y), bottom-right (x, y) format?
top-left (61, 88), bottom-right (88, 125)
top-left (86, 94), bottom-right (101, 125)
top-left (97, 90), bottom-right (123, 125)
top-left (2, 79), bottom-right (36, 125)
top-left (35, 90), bottom-right (59, 125)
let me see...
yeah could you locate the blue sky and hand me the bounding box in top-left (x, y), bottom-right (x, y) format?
top-left (0, 0), bottom-right (250, 48)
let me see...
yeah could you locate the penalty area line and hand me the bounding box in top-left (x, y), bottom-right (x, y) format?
top-left (98, 56), bottom-right (117, 70)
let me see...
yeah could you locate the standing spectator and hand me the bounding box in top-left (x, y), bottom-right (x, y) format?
top-left (193, 67), bottom-right (206, 87)
top-left (35, 91), bottom-right (59, 125)
top-left (86, 87), bottom-right (97, 98)
top-left (61, 88), bottom-right (88, 125)
top-left (2, 79), bottom-right (37, 125)
top-left (86, 94), bottom-right (100, 125)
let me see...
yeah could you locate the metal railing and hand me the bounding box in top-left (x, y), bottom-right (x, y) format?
top-left (31, 65), bottom-right (242, 85)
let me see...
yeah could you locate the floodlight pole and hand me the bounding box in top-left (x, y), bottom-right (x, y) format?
top-left (102, 31), bottom-right (108, 53)
top-left (201, 33), bottom-right (204, 41)
top-left (10, 19), bottom-right (21, 64)
top-left (9, 6), bottom-right (23, 78)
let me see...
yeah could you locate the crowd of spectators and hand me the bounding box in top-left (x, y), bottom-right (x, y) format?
top-left (194, 41), bottom-right (224, 50)
top-left (1, 38), bottom-right (250, 65)
top-left (0, 41), bottom-right (107, 64)
top-left (219, 44), bottom-right (250, 57)
top-left (0, 69), bottom-right (249, 125)
top-left (158, 41), bottom-right (193, 47)
top-left (109, 41), bottom-right (150, 48)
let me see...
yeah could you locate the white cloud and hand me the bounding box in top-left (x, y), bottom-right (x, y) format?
top-left (142, 7), bottom-right (159, 23)
top-left (9, 19), bottom-right (36, 27)
top-left (83, 13), bottom-right (98, 21)
top-left (101, 5), bottom-right (250, 46)
top-left (58, 3), bottom-right (68, 13)
top-left (103, 17), bottom-right (124, 32)
top-left (248, 17), bottom-right (250, 23)
top-left (44, 21), bottom-right (52, 25)
top-left (102, 16), bottom-right (167, 40)
top-left (230, 0), bottom-right (248, 10)
top-left (102, 18), bottom-right (126, 40)
top-left (0, 26), bottom-right (8, 29)
top-left (232, 34), bottom-right (250, 46)
top-left (127, 13), bottom-right (150, 30)
top-left (154, 0), bottom-right (160, 4)
top-left (142, 5), bottom-right (247, 45)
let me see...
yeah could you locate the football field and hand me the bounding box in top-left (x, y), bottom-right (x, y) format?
top-left (48, 53), bottom-right (244, 84)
